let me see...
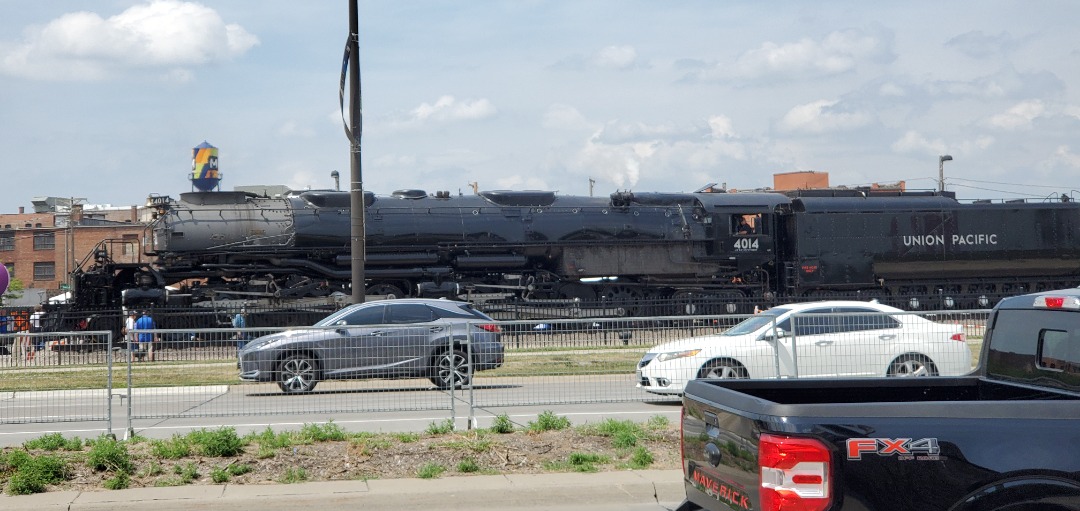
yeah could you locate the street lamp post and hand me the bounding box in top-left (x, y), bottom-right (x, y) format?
top-left (938, 154), bottom-right (953, 193)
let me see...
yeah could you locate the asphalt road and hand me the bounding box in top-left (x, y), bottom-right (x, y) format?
top-left (0, 375), bottom-right (682, 446)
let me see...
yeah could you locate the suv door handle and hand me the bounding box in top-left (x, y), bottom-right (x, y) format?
top-left (368, 330), bottom-right (387, 337)
top-left (879, 335), bottom-right (896, 341)
top-left (429, 326), bottom-right (444, 333)
top-left (814, 340), bottom-right (833, 346)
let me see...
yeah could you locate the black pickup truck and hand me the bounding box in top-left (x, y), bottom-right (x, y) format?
top-left (678, 289), bottom-right (1080, 511)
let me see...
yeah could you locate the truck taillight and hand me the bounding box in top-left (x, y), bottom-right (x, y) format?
top-left (951, 332), bottom-right (966, 342)
top-left (475, 323), bottom-right (502, 333)
top-left (759, 433), bottom-right (831, 511)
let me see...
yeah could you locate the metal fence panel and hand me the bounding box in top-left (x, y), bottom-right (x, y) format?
top-left (0, 331), bottom-right (114, 426)
top-left (0, 309), bottom-right (989, 432)
top-left (124, 323), bottom-right (460, 420)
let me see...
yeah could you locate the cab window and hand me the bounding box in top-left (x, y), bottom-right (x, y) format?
top-left (732, 214), bottom-right (760, 235)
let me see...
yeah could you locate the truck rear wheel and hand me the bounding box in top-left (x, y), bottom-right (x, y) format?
top-left (698, 359), bottom-right (749, 379)
top-left (887, 354), bottom-right (938, 377)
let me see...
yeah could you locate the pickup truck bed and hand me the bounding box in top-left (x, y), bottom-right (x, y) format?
top-left (682, 377), bottom-right (1080, 511)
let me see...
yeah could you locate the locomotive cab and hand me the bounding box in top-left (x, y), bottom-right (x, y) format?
top-left (717, 211), bottom-right (775, 272)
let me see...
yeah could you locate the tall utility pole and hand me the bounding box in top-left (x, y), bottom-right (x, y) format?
top-left (347, 0), bottom-right (365, 303)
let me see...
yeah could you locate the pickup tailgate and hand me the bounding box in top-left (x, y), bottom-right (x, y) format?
top-left (680, 378), bottom-right (1080, 511)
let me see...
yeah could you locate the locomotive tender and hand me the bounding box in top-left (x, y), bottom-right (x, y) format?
top-left (70, 186), bottom-right (1080, 320)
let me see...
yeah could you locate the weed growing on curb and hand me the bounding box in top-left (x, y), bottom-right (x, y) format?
top-left (280, 467), bottom-right (308, 484)
top-left (298, 421), bottom-right (348, 443)
top-left (174, 462), bottom-right (199, 484)
top-left (490, 414), bottom-right (514, 434)
top-left (457, 458), bottom-right (480, 473)
top-left (86, 435), bottom-right (133, 474)
top-left (426, 419), bottom-right (455, 435)
top-left (188, 427), bottom-right (243, 457)
top-left (23, 433), bottom-right (82, 452)
top-left (151, 435), bottom-right (192, 459)
top-left (629, 446), bottom-right (654, 469)
top-left (528, 410), bottom-right (571, 432)
top-left (4, 454), bottom-right (69, 495)
top-left (103, 472), bottom-right (130, 490)
top-left (417, 463), bottom-right (446, 479)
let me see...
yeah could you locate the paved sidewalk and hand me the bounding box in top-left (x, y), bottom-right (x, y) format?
top-left (0, 469), bottom-right (686, 511)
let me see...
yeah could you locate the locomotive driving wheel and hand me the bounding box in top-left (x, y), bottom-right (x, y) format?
top-left (599, 285), bottom-right (643, 316)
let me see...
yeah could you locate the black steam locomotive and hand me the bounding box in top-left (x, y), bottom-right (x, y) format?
top-left (66, 186), bottom-right (1080, 325)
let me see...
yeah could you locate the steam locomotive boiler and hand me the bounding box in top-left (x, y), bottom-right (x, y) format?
top-left (139, 188), bottom-right (790, 316)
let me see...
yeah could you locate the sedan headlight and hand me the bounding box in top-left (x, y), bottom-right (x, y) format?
top-left (655, 349), bottom-right (701, 363)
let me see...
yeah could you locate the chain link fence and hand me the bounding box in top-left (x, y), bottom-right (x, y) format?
top-left (0, 309), bottom-right (988, 435)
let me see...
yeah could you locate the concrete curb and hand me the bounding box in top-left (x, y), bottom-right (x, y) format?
top-left (0, 470), bottom-right (685, 511)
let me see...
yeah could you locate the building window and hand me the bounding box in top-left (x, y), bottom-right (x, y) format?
top-left (33, 232), bottom-right (55, 250)
top-left (33, 261), bottom-right (55, 281)
top-left (0, 232), bottom-right (13, 251)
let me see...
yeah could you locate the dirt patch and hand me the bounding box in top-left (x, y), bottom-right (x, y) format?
top-left (5, 425), bottom-right (682, 494)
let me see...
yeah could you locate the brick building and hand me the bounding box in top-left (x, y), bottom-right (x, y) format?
top-left (0, 198), bottom-right (152, 305)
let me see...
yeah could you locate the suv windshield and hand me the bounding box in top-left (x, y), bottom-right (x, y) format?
top-left (722, 308), bottom-right (791, 336)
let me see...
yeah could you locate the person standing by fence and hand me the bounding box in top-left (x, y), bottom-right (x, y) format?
top-left (26, 306), bottom-right (44, 361)
top-left (134, 310), bottom-right (157, 362)
top-left (123, 311), bottom-right (137, 353)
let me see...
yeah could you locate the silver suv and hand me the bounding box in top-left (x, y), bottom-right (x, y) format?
top-left (239, 299), bottom-right (504, 393)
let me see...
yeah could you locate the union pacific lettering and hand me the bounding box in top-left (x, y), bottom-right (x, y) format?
top-left (691, 468), bottom-right (751, 510)
top-left (902, 234), bottom-right (998, 247)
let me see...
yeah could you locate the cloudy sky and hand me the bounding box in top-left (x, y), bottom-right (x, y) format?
top-left (2, 1), bottom-right (1079, 211)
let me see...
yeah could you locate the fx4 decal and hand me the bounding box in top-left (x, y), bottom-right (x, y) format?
top-left (847, 438), bottom-right (941, 461)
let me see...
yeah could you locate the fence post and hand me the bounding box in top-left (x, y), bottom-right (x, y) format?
top-left (467, 327), bottom-right (476, 430)
top-left (125, 338), bottom-right (134, 440)
top-left (106, 331), bottom-right (114, 440)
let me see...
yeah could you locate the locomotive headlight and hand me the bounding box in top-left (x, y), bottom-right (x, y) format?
top-left (656, 349), bottom-right (701, 362)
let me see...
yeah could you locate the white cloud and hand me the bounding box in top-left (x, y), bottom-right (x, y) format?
top-left (732, 29), bottom-right (890, 80)
top-left (987, 99), bottom-right (1045, 130)
top-left (593, 45), bottom-right (638, 69)
top-left (778, 100), bottom-right (872, 134)
top-left (707, 115), bottom-right (736, 138)
top-left (277, 120), bottom-right (315, 139)
top-left (406, 95), bottom-right (497, 125)
top-left (945, 30), bottom-right (1023, 59)
top-left (1049, 145), bottom-right (1080, 169)
top-left (891, 130), bottom-right (947, 155)
top-left (567, 117), bottom-right (748, 189)
top-left (543, 104), bottom-right (594, 131)
top-left (0, 0), bottom-right (258, 81)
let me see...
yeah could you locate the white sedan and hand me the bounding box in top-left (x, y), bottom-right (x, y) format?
top-left (636, 300), bottom-right (972, 395)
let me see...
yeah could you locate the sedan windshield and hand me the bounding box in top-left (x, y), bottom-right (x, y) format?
top-left (722, 308), bottom-right (790, 336)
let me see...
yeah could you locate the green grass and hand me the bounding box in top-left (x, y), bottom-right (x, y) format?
top-left (187, 427), bottom-right (243, 457)
top-left (150, 435), bottom-right (192, 459)
top-left (426, 419), bottom-right (455, 435)
top-left (527, 410), bottom-right (571, 432)
top-left (298, 421), bottom-right (349, 443)
top-left (279, 467), bottom-right (308, 484)
top-left (86, 435), bottom-right (133, 474)
top-left (490, 414), bottom-right (515, 434)
top-left (416, 463), bottom-right (446, 479)
top-left (23, 433), bottom-right (83, 452)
